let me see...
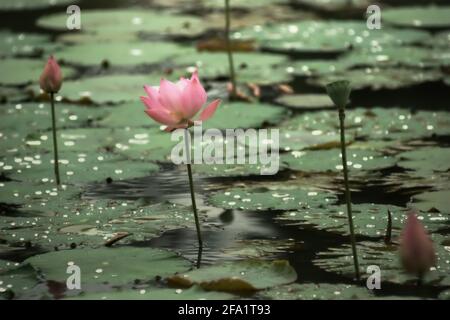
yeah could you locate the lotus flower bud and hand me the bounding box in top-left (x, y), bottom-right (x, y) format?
top-left (39, 55), bottom-right (62, 94)
top-left (400, 212), bottom-right (436, 279)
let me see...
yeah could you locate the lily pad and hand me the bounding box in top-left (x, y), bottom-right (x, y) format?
top-left (0, 31), bottom-right (56, 58)
top-left (0, 0), bottom-right (78, 10)
top-left (397, 147), bottom-right (450, 176)
top-left (0, 58), bottom-right (76, 86)
top-left (0, 265), bottom-right (39, 300)
top-left (233, 21), bottom-right (429, 54)
top-left (281, 149), bottom-right (396, 173)
top-left (96, 101), bottom-right (158, 128)
top-left (292, 0), bottom-right (371, 13)
top-left (261, 282), bottom-right (377, 300)
top-left (175, 51), bottom-right (291, 84)
top-left (307, 67), bottom-right (443, 90)
top-left (56, 41), bottom-right (188, 67)
top-left (208, 186), bottom-right (337, 211)
top-left (1, 152), bottom-right (159, 184)
top-left (203, 101), bottom-right (286, 130)
top-left (313, 234), bottom-right (450, 285)
top-left (31, 74), bottom-right (162, 104)
top-left (37, 9), bottom-right (206, 37)
top-left (275, 94), bottom-right (334, 110)
top-left (26, 247), bottom-right (191, 286)
top-left (277, 203), bottom-right (448, 237)
top-left (383, 6), bottom-right (450, 29)
top-left (69, 285), bottom-right (235, 300)
top-left (167, 259), bottom-right (297, 293)
top-left (411, 190), bottom-right (450, 215)
top-left (0, 102), bottom-right (108, 134)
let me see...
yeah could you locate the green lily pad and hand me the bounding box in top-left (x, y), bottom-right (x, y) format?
top-left (68, 285), bottom-right (235, 300)
top-left (96, 101), bottom-right (158, 128)
top-left (203, 0), bottom-right (288, 9)
top-left (0, 0), bottom-right (78, 10)
top-left (29, 74), bottom-right (162, 104)
top-left (0, 181), bottom-right (79, 206)
top-left (383, 6), bottom-right (450, 29)
top-left (277, 203), bottom-right (448, 237)
top-left (0, 58), bottom-right (76, 86)
top-left (208, 186), bottom-right (337, 211)
top-left (0, 87), bottom-right (29, 103)
top-left (203, 101), bottom-right (286, 130)
top-left (175, 51), bottom-right (291, 84)
top-left (261, 282), bottom-right (377, 300)
top-left (307, 67), bottom-right (443, 90)
top-left (1, 152), bottom-right (159, 184)
top-left (280, 129), bottom-right (343, 152)
top-left (111, 127), bottom-right (176, 162)
top-left (95, 202), bottom-right (204, 242)
top-left (0, 31), bottom-right (56, 58)
top-left (411, 190), bottom-right (450, 214)
top-left (397, 147), bottom-right (450, 176)
top-left (26, 247), bottom-right (191, 287)
top-left (341, 46), bottom-right (450, 69)
top-left (233, 21), bottom-right (429, 53)
top-left (0, 102), bottom-right (108, 134)
top-left (167, 259), bottom-right (297, 293)
top-left (281, 149), bottom-right (396, 173)
top-left (427, 31), bottom-right (450, 48)
top-left (37, 9), bottom-right (206, 37)
top-left (56, 41), bottom-right (188, 67)
top-left (313, 234), bottom-right (450, 285)
top-left (0, 265), bottom-right (39, 300)
top-left (276, 94), bottom-right (334, 110)
top-left (292, 0), bottom-right (371, 13)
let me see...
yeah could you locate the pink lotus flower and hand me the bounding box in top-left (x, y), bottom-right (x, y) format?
top-left (140, 71), bottom-right (220, 131)
top-left (400, 212), bottom-right (436, 278)
top-left (39, 55), bottom-right (63, 93)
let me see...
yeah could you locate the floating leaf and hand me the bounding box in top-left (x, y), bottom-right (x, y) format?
top-left (277, 203), bottom-right (448, 237)
top-left (208, 186), bottom-right (337, 211)
top-left (0, 0), bottom-right (79, 10)
top-left (0, 58), bottom-right (76, 86)
top-left (26, 247), bottom-right (191, 287)
top-left (276, 94), bottom-right (334, 110)
top-left (411, 190), bottom-right (450, 214)
top-left (37, 9), bottom-right (206, 37)
top-left (56, 41), bottom-right (188, 67)
top-left (69, 285), bottom-right (235, 300)
top-left (383, 6), bottom-right (450, 29)
top-left (233, 21), bottom-right (429, 53)
top-left (167, 260), bottom-right (297, 293)
top-left (175, 51), bottom-right (291, 84)
top-left (313, 234), bottom-right (450, 286)
top-left (281, 149), bottom-right (396, 173)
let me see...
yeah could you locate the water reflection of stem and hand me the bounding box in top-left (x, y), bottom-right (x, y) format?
top-left (184, 129), bottom-right (203, 266)
top-left (338, 107), bottom-right (360, 281)
top-left (224, 0), bottom-right (237, 99)
top-left (50, 92), bottom-right (60, 186)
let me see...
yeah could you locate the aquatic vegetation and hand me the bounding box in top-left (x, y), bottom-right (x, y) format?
top-left (1, 1), bottom-right (450, 301)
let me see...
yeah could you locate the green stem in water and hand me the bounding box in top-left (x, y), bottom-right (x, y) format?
top-left (224, 0), bottom-right (237, 99)
top-left (50, 92), bottom-right (60, 186)
top-left (184, 129), bottom-right (203, 268)
top-left (338, 108), bottom-right (360, 281)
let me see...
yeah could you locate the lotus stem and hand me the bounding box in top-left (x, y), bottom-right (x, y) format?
top-left (338, 108), bottom-right (360, 281)
top-left (50, 92), bottom-right (61, 186)
top-left (184, 128), bottom-right (203, 267)
top-left (384, 209), bottom-right (392, 244)
top-left (224, 0), bottom-right (237, 99)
